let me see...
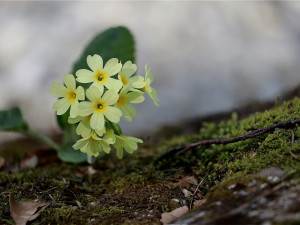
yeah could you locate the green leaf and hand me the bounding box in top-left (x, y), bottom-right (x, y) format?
top-left (58, 143), bottom-right (107, 163)
top-left (72, 26), bottom-right (135, 74)
top-left (58, 143), bottom-right (87, 163)
top-left (56, 109), bottom-right (70, 130)
top-left (0, 107), bottom-right (28, 132)
top-left (107, 121), bottom-right (123, 136)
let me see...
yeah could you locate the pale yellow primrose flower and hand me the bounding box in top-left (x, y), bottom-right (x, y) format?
top-left (73, 130), bottom-right (115, 156)
top-left (141, 66), bottom-right (159, 107)
top-left (78, 86), bottom-right (122, 131)
top-left (68, 116), bottom-right (105, 138)
top-left (76, 54), bottom-right (123, 93)
top-left (114, 135), bottom-right (143, 159)
top-left (116, 85), bottom-right (144, 122)
top-left (50, 74), bottom-right (84, 118)
top-left (118, 61), bottom-right (144, 90)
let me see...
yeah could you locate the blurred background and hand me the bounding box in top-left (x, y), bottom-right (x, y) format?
top-left (1, 1), bottom-right (300, 140)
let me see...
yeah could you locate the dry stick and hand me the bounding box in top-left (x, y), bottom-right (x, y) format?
top-left (287, 129), bottom-right (295, 144)
top-left (189, 176), bottom-right (207, 210)
top-left (179, 118), bottom-right (300, 154)
top-left (155, 119), bottom-right (300, 163)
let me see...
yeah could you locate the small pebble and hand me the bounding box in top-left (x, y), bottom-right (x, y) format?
top-left (247, 180), bottom-right (257, 187)
top-left (248, 210), bottom-right (259, 217)
top-left (214, 201), bottom-right (222, 206)
top-left (267, 176), bottom-right (280, 183)
top-left (197, 211), bottom-right (206, 217)
top-left (260, 183), bottom-right (268, 189)
top-left (227, 184), bottom-right (236, 190)
top-left (261, 221), bottom-right (272, 225)
top-left (171, 198), bottom-right (180, 202)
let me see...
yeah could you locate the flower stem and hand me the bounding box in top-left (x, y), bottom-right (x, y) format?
top-left (87, 155), bottom-right (96, 164)
top-left (107, 121), bottom-right (123, 135)
top-left (24, 129), bottom-right (60, 151)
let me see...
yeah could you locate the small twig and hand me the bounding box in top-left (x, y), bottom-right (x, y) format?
top-left (245, 127), bottom-right (259, 131)
top-left (288, 129), bottom-right (295, 145)
top-left (44, 187), bottom-right (57, 193)
top-left (35, 186), bottom-right (57, 193)
top-left (155, 119), bottom-right (300, 163)
top-left (189, 176), bottom-right (206, 210)
top-left (289, 151), bottom-right (299, 160)
top-left (180, 119), bottom-right (300, 154)
top-left (48, 193), bottom-right (55, 201)
top-left (63, 188), bottom-right (78, 200)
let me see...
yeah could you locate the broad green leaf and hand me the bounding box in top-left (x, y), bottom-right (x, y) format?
top-left (72, 26), bottom-right (135, 74)
top-left (58, 143), bottom-right (106, 163)
top-left (0, 107), bottom-right (28, 132)
top-left (58, 143), bottom-right (87, 163)
top-left (56, 109), bottom-right (69, 131)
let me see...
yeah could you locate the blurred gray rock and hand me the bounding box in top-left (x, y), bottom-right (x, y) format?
top-left (1, 2), bottom-right (300, 140)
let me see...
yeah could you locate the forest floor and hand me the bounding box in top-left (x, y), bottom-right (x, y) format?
top-left (1, 96), bottom-right (300, 225)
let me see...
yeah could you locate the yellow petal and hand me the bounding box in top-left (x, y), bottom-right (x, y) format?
top-left (103, 106), bottom-right (122, 123)
top-left (64, 74), bottom-right (76, 90)
top-left (90, 112), bottom-right (105, 130)
top-left (78, 102), bottom-right (94, 116)
top-left (102, 89), bottom-right (119, 105)
top-left (53, 98), bottom-right (70, 115)
top-left (86, 86), bottom-right (102, 102)
top-left (50, 82), bottom-right (67, 97)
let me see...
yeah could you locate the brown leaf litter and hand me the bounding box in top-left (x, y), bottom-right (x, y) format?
top-left (9, 193), bottom-right (49, 225)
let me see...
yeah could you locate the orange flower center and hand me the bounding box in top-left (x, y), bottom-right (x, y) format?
top-left (116, 95), bottom-right (126, 107)
top-left (94, 71), bottom-right (108, 83)
top-left (120, 75), bottom-right (129, 86)
top-left (93, 100), bottom-right (107, 113)
top-left (67, 90), bottom-right (77, 102)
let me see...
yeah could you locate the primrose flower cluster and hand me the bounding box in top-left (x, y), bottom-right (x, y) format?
top-left (50, 54), bottom-right (159, 158)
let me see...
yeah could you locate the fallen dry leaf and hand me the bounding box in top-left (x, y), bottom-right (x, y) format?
top-left (178, 176), bottom-right (198, 187)
top-left (20, 155), bottom-right (38, 169)
top-left (9, 193), bottom-right (49, 225)
top-left (182, 189), bottom-right (192, 197)
top-left (88, 166), bottom-right (97, 175)
top-left (20, 147), bottom-right (60, 169)
top-left (160, 206), bottom-right (189, 225)
top-left (193, 199), bottom-right (206, 208)
top-left (74, 169), bottom-right (85, 178)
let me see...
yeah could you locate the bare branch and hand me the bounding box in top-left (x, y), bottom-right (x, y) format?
top-left (155, 118), bottom-right (300, 162)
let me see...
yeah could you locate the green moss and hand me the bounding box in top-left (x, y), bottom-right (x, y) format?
top-left (156, 97), bottom-right (300, 193)
top-left (1, 97), bottom-right (300, 224)
top-left (41, 205), bottom-right (126, 225)
top-left (0, 155), bottom-right (182, 224)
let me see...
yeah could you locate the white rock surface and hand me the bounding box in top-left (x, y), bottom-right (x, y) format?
top-left (1, 2), bottom-right (300, 140)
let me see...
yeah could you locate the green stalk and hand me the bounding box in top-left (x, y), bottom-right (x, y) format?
top-left (107, 121), bottom-right (123, 135)
top-left (25, 129), bottom-right (60, 151)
